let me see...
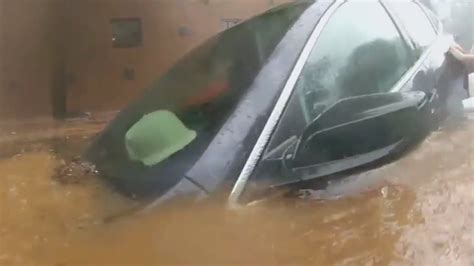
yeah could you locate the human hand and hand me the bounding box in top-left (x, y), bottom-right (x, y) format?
top-left (449, 45), bottom-right (465, 61)
top-left (450, 44), bottom-right (465, 53)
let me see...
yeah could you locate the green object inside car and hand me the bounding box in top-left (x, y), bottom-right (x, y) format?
top-left (125, 110), bottom-right (197, 166)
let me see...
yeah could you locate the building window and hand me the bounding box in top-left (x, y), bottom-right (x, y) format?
top-left (111, 18), bottom-right (143, 48)
top-left (178, 26), bottom-right (192, 37)
top-left (123, 67), bottom-right (135, 81)
top-left (221, 18), bottom-right (242, 30)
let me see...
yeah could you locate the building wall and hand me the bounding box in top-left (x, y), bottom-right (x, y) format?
top-left (0, 0), bottom-right (65, 119)
top-left (0, 0), bottom-right (292, 119)
top-left (64, 0), bottom-right (292, 114)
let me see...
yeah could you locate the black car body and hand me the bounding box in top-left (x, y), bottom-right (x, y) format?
top-left (85, 0), bottom-right (468, 206)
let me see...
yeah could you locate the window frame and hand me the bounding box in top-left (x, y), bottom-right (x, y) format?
top-left (111, 18), bottom-right (143, 49)
top-left (229, 0), bottom-right (344, 204)
top-left (382, 0), bottom-right (438, 48)
top-left (416, 0), bottom-right (441, 33)
top-left (381, 0), bottom-right (442, 92)
top-left (379, 1), bottom-right (418, 59)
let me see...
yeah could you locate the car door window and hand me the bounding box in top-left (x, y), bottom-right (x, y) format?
top-left (268, 1), bottom-right (413, 151)
top-left (295, 1), bottom-right (414, 125)
top-left (248, 1), bottom-right (413, 189)
top-left (387, 0), bottom-right (437, 56)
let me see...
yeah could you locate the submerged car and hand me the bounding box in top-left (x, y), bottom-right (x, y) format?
top-left (85, 0), bottom-right (468, 206)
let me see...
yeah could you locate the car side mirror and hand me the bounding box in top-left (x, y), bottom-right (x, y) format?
top-left (283, 91), bottom-right (428, 180)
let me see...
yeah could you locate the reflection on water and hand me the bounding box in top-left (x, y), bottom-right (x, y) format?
top-left (0, 122), bottom-right (473, 265)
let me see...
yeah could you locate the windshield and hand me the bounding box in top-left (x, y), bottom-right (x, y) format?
top-left (84, 2), bottom-right (311, 197)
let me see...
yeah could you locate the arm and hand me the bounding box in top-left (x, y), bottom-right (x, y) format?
top-left (449, 46), bottom-right (474, 66)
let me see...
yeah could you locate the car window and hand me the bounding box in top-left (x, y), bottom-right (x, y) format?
top-left (388, 0), bottom-right (437, 56)
top-left (269, 1), bottom-right (413, 149)
top-left (247, 1), bottom-right (413, 189)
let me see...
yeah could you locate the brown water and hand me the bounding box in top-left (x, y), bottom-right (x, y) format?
top-left (0, 122), bottom-right (473, 265)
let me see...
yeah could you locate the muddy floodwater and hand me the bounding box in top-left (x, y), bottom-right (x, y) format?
top-left (0, 121), bottom-right (473, 265)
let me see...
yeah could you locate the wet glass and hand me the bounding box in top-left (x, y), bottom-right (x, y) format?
top-left (84, 3), bottom-right (310, 198)
top-left (264, 1), bottom-right (414, 157)
top-left (388, 0), bottom-right (437, 53)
